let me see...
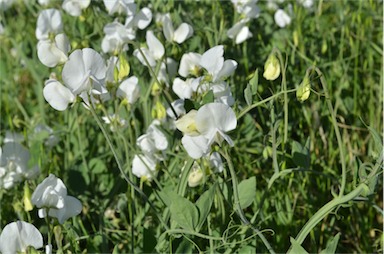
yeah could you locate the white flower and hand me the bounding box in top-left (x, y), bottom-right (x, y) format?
top-left (195, 102), bottom-right (237, 146)
top-left (101, 21), bottom-right (134, 54)
top-left (131, 7), bottom-right (152, 30)
top-left (35, 9), bottom-right (63, 40)
top-left (175, 110), bottom-right (199, 136)
top-left (181, 135), bottom-right (210, 159)
top-left (34, 124), bottom-right (59, 148)
top-left (227, 19), bottom-right (252, 44)
top-left (0, 0), bottom-right (14, 10)
top-left (103, 0), bottom-right (136, 16)
top-left (178, 52), bottom-right (201, 78)
top-left (117, 76), bottom-right (140, 104)
top-left (200, 45), bottom-right (237, 82)
top-left (211, 82), bottom-right (235, 106)
top-left (0, 142), bottom-right (39, 189)
top-left (62, 48), bottom-right (107, 95)
top-left (43, 79), bottom-right (76, 111)
top-left (137, 121), bottom-right (168, 158)
top-left (38, 0), bottom-right (51, 6)
top-left (232, 0), bottom-right (260, 19)
top-left (102, 114), bottom-right (127, 132)
top-left (0, 221), bottom-right (43, 254)
top-left (132, 154), bottom-right (157, 179)
top-left (157, 58), bottom-right (178, 86)
top-left (209, 152), bottom-right (224, 173)
top-left (37, 33), bottom-right (70, 67)
top-left (133, 30), bottom-right (164, 67)
top-left (4, 131), bottom-right (24, 143)
top-left (162, 13), bottom-right (193, 44)
top-left (172, 78), bottom-right (194, 99)
top-left (274, 9), bottom-right (291, 28)
top-left (62, 0), bottom-right (91, 17)
top-left (31, 174), bottom-right (82, 224)
top-left (166, 99), bottom-right (186, 120)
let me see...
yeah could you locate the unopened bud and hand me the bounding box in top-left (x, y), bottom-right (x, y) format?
top-left (296, 75), bottom-right (311, 102)
top-left (263, 53), bottom-right (280, 81)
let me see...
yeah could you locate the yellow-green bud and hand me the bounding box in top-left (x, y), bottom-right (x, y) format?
top-left (188, 163), bottom-right (204, 187)
top-left (263, 53), bottom-right (280, 81)
top-left (296, 75), bottom-right (311, 102)
top-left (23, 183), bottom-right (33, 212)
top-left (118, 54), bottom-right (130, 81)
top-left (293, 30), bottom-right (299, 47)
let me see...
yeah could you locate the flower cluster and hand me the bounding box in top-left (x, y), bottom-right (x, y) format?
top-left (0, 132), bottom-right (39, 189)
top-left (228, 0), bottom-right (260, 44)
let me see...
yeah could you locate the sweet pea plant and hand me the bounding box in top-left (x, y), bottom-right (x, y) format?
top-left (0, 0), bottom-right (382, 253)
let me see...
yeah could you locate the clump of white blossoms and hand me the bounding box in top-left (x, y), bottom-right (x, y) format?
top-left (173, 45), bottom-right (237, 106)
top-left (176, 102), bottom-right (237, 159)
top-left (35, 9), bottom-right (71, 68)
top-left (101, 7), bottom-right (152, 54)
top-left (132, 120), bottom-right (169, 180)
top-left (227, 0), bottom-right (260, 44)
top-left (43, 48), bottom-right (108, 111)
top-left (0, 221), bottom-right (43, 254)
top-left (31, 174), bottom-right (82, 224)
top-left (0, 134), bottom-right (40, 189)
top-left (161, 13), bottom-right (194, 44)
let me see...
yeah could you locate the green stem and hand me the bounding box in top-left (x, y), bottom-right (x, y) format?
top-left (88, 103), bottom-right (169, 231)
top-left (165, 229), bottom-right (223, 241)
top-left (237, 88), bottom-right (297, 120)
top-left (308, 67), bottom-right (347, 197)
top-left (275, 48), bottom-right (289, 156)
top-left (221, 148), bottom-right (276, 254)
top-left (293, 183), bottom-right (368, 246)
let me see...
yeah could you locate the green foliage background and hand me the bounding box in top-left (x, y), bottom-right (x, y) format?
top-left (0, 0), bottom-right (382, 253)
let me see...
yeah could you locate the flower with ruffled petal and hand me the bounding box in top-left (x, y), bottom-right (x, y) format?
top-left (117, 76), bottom-right (140, 104)
top-left (132, 154), bottom-right (157, 179)
top-left (31, 174), bottom-right (82, 224)
top-left (36, 8), bottom-right (63, 40)
top-left (227, 19), bottom-right (252, 44)
top-left (178, 52), bottom-right (202, 78)
top-left (62, 48), bottom-right (107, 95)
top-left (0, 221), bottom-right (43, 254)
top-left (162, 13), bottom-right (193, 44)
top-left (62, 0), bottom-right (90, 17)
top-left (274, 9), bottom-right (291, 28)
top-left (37, 33), bottom-right (70, 67)
top-left (103, 0), bottom-right (136, 16)
top-left (43, 79), bottom-right (76, 111)
top-left (133, 30), bottom-right (164, 67)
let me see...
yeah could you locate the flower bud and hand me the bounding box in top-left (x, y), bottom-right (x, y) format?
top-left (23, 184), bottom-right (33, 212)
top-left (188, 168), bottom-right (204, 188)
top-left (296, 75), bottom-right (311, 102)
top-left (263, 53), bottom-right (280, 81)
top-left (118, 54), bottom-right (130, 81)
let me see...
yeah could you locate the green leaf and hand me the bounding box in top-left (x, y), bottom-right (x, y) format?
top-left (320, 233), bottom-right (340, 254)
top-left (249, 68), bottom-right (259, 94)
top-left (170, 195), bottom-right (199, 231)
top-left (238, 176), bottom-right (256, 209)
top-left (195, 184), bottom-right (216, 230)
top-left (157, 187), bottom-right (179, 208)
top-left (291, 138), bottom-right (310, 169)
top-left (202, 90), bottom-right (214, 104)
top-left (244, 83), bottom-right (253, 106)
top-left (367, 126), bottom-right (383, 157)
top-left (89, 158), bottom-right (106, 174)
top-left (288, 237), bottom-right (309, 254)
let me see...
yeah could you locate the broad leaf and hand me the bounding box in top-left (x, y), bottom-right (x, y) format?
top-left (195, 184), bottom-right (216, 230)
top-left (249, 68), bottom-right (259, 94)
top-left (292, 138), bottom-right (310, 169)
top-left (170, 195), bottom-right (199, 231)
top-left (244, 83), bottom-right (252, 106)
top-left (238, 176), bottom-right (256, 209)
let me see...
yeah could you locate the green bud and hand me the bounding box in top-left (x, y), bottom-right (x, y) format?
top-left (263, 53), bottom-right (280, 81)
top-left (118, 53), bottom-right (130, 81)
top-left (296, 75), bottom-right (311, 102)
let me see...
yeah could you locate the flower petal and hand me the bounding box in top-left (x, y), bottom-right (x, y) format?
top-left (173, 23), bottom-right (193, 44)
top-left (146, 30), bottom-right (164, 60)
top-left (0, 221), bottom-right (43, 254)
top-left (43, 79), bottom-right (75, 111)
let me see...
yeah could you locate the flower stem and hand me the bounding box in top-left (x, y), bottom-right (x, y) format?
top-left (221, 148), bottom-right (276, 254)
top-left (88, 103), bottom-right (169, 230)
